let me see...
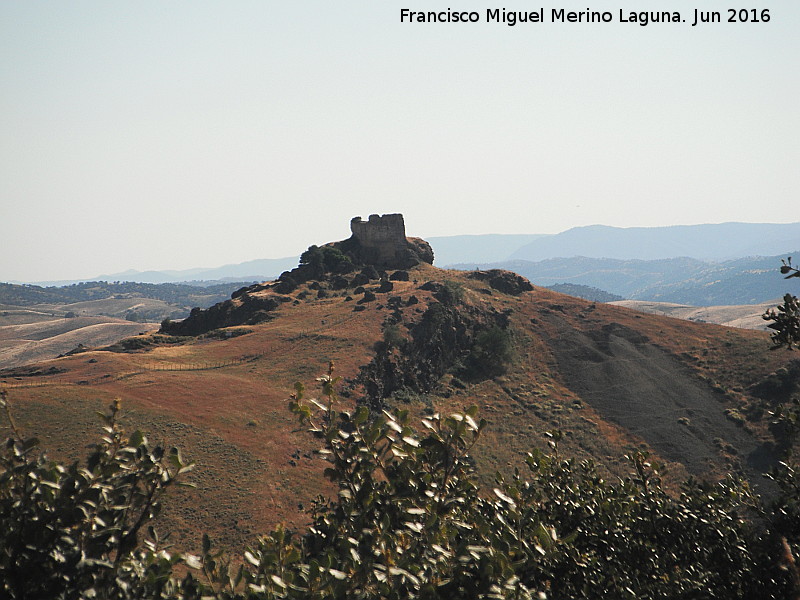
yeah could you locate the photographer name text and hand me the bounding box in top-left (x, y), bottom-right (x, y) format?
top-left (399, 8), bottom-right (772, 27)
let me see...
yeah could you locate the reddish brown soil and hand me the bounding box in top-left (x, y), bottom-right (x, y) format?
top-left (1, 264), bottom-right (794, 553)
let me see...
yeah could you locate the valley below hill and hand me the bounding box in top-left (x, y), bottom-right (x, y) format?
top-left (609, 299), bottom-right (779, 330)
top-left (0, 281), bottom-right (254, 368)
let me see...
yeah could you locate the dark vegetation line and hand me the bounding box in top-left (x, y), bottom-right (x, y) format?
top-left (143, 354), bottom-right (264, 372)
top-left (0, 280), bottom-right (256, 308)
top-left (544, 283), bottom-right (624, 303)
top-left (0, 354), bottom-right (263, 388)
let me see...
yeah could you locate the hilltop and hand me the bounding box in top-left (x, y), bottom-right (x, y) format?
top-left (19, 223), bottom-right (800, 306)
top-left (1, 214), bottom-right (797, 554)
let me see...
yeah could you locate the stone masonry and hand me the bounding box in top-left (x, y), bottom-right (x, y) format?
top-left (348, 214), bottom-right (434, 269)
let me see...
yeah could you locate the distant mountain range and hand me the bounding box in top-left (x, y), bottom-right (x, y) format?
top-left (505, 222), bottom-right (800, 262)
top-left (28, 256), bottom-right (300, 287)
top-left (432, 222), bottom-right (800, 306)
top-left (426, 234), bottom-right (547, 266)
top-left (451, 253), bottom-right (799, 306)
top-left (12, 223), bottom-right (799, 308)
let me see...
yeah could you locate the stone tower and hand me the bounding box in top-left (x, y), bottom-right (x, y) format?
top-left (347, 213), bottom-right (433, 268)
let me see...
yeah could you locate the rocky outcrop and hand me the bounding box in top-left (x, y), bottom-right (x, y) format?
top-left (162, 293), bottom-right (280, 336)
top-left (467, 269), bottom-right (533, 296)
top-left (273, 213), bottom-right (433, 288)
top-left (354, 286), bottom-right (512, 409)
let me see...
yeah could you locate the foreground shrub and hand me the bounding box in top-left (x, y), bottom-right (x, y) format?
top-left (0, 391), bottom-right (196, 600)
top-left (2, 368), bottom-right (800, 598)
top-left (222, 365), bottom-right (796, 599)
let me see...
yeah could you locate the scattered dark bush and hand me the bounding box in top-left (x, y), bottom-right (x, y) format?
top-left (351, 273), bottom-right (370, 287)
top-left (462, 326), bottom-right (514, 380)
top-left (468, 270), bottom-right (533, 296)
top-left (299, 244), bottom-right (354, 276)
top-left (389, 270), bottom-right (410, 281)
top-left (330, 276), bottom-right (350, 290)
top-left (359, 291), bottom-right (376, 304)
top-left (433, 280), bottom-right (463, 305)
top-left (418, 281), bottom-right (441, 292)
top-left (361, 265), bottom-right (379, 280)
top-left (273, 276), bottom-right (297, 295)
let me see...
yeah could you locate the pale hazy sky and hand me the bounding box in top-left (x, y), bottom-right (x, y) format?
top-left (2, 1), bottom-right (798, 281)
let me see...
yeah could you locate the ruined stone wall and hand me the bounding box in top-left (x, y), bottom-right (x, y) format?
top-left (338, 213), bottom-right (434, 269)
top-left (350, 214), bottom-right (407, 247)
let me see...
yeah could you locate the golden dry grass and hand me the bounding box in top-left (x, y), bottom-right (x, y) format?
top-left (1, 265), bottom-right (795, 553)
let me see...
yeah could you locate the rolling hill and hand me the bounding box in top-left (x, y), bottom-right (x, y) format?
top-left (1, 255), bottom-right (796, 555)
top-left (0, 280), bottom-right (254, 311)
top-left (0, 316), bottom-right (158, 369)
top-left (0, 281), bottom-right (257, 368)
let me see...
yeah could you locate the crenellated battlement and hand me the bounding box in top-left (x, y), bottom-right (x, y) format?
top-left (350, 214), bottom-right (407, 245)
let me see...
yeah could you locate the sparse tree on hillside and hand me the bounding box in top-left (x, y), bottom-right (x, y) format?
top-left (299, 245), bottom-right (353, 277)
top-left (764, 258), bottom-right (800, 349)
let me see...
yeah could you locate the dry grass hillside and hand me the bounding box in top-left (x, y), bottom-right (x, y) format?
top-left (1, 263), bottom-right (796, 555)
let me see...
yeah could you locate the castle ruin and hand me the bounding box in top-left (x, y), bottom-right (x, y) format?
top-left (348, 214), bottom-right (433, 269)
